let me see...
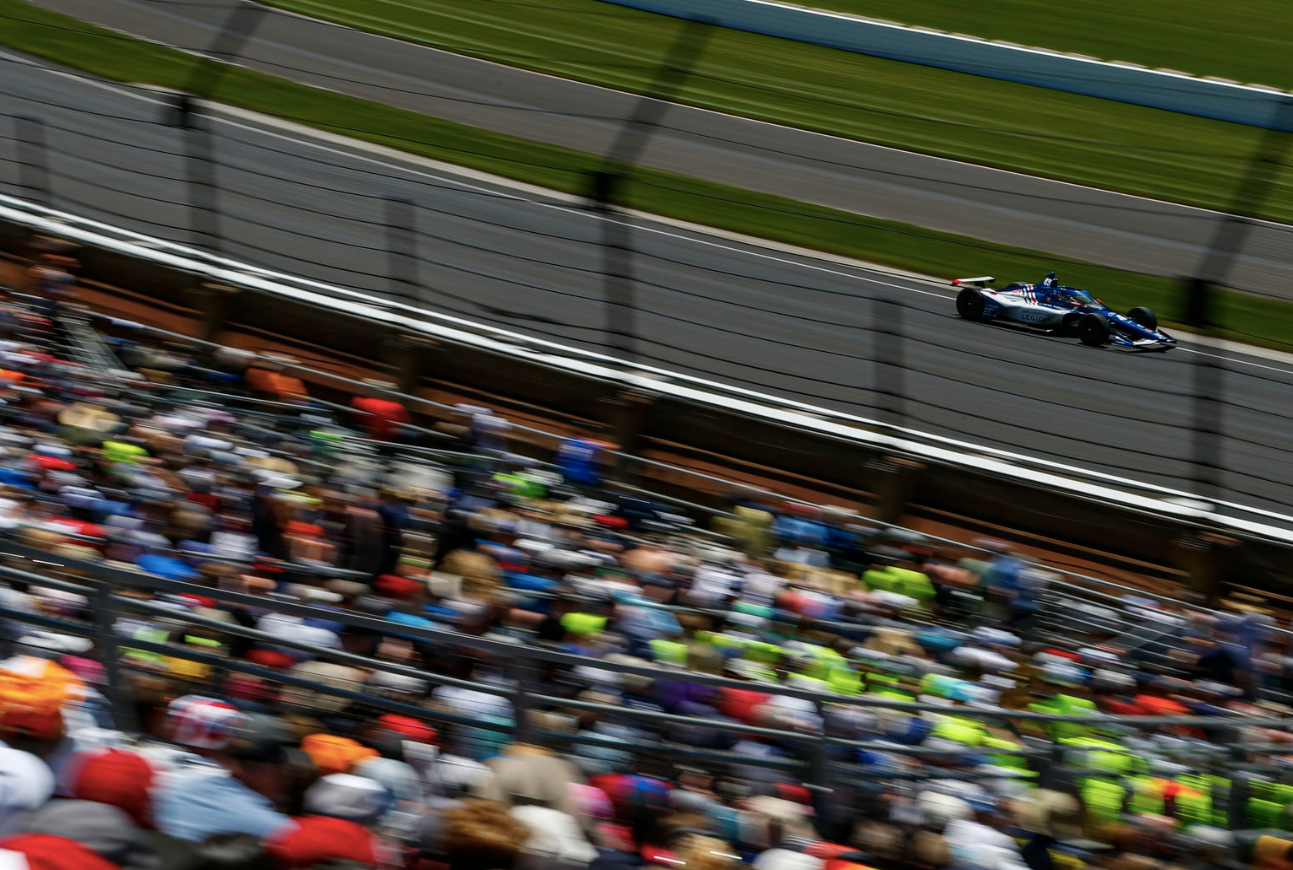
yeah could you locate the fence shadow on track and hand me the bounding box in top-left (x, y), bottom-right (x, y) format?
top-left (2, 11), bottom-right (1293, 516)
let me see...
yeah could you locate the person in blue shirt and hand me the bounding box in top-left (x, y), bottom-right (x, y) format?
top-left (152, 708), bottom-right (294, 843)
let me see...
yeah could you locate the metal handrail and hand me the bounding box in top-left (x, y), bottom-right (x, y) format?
top-left (5, 539), bottom-right (1293, 729)
top-left (102, 314), bottom-right (1289, 636)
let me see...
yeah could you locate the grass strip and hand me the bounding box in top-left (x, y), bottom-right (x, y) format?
top-left (1, 0), bottom-right (1292, 350)
top-left (252, 0), bottom-right (1293, 224)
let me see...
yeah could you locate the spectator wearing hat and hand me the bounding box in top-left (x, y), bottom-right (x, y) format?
top-left (5, 800), bottom-right (142, 861)
top-left (265, 774), bottom-right (395, 869)
top-left (151, 700), bottom-right (293, 842)
top-left (0, 747), bottom-right (54, 832)
top-left (478, 747), bottom-right (597, 865)
top-left (0, 834), bottom-right (119, 870)
top-left (66, 748), bottom-right (153, 827)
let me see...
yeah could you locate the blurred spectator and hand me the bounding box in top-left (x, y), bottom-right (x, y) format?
top-left (0, 293), bottom-right (1277, 870)
top-left (152, 701), bottom-right (294, 842)
top-left (351, 382), bottom-right (412, 444)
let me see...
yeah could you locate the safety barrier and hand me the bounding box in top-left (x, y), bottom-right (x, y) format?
top-left (599, 0), bottom-right (1293, 129)
top-left (6, 192), bottom-right (1293, 563)
top-left (96, 310), bottom-right (1293, 633)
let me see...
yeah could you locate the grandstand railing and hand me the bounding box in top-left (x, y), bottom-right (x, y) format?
top-left (2, 541), bottom-right (1290, 773)
top-left (97, 312), bottom-right (1293, 643)
top-left (7, 296), bottom-right (1274, 662)
top-left (0, 300), bottom-right (1287, 792)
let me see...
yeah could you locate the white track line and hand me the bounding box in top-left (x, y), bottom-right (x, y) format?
top-left (5, 46), bottom-right (1292, 360)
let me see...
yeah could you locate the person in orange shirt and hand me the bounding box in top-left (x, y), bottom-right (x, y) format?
top-left (245, 362), bottom-right (309, 403)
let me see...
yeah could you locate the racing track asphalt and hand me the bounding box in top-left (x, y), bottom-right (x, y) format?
top-left (5, 56), bottom-right (1293, 522)
top-left (20, 0), bottom-right (1293, 302)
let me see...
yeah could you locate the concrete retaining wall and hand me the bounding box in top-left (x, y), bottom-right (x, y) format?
top-left (604, 0), bottom-right (1293, 129)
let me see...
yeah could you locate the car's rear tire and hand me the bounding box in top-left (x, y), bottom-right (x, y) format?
top-left (1127, 306), bottom-right (1157, 331)
top-left (956, 287), bottom-right (987, 321)
top-left (1078, 313), bottom-right (1111, 347)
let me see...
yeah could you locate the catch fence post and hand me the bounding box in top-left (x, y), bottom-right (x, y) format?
top-left (385, 196), bottom-right (420, 306)
top-left (510, 654), bottom-right (538, 745)
top-left (93, 579), bottom-right (136, 733)
top-left (873, 295), bottom-right (906, 428)
top-left (173, 1), bottom-right (267, 255)
top-left (176, 97), bottom-right (222, 254)
top-left (1184, 95), bottom-right (1293, 503)
top-left (14, 116), bottom-right (50, 208)
top-left (592, 17), bottom-right (714, 365)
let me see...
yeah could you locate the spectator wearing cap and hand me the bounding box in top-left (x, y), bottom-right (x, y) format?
top-left (0, 747), bottom-right (54, 831)
top-left (478, 747), bottom-right (597, 864)
top-left (354, 755), bottom-right (428, 842)
top-left (266, 774), bottom-right (394, 869)
top-left (3, 800), bottom-right (147, 866)
top-left (65, 748), bottom-right (203, 870)
top-left (0, 834), bottom-right (119, 870)
top-left (942, 797), bottom-right (1027, 870)
top-left (0, 655), bottom-right (111, 789)
top-left (66, 748), bottom-right (153, 827)
top-left (151, 699), bottom-right (293, 842)
top-left (300, 734), bottom-right (379, 778)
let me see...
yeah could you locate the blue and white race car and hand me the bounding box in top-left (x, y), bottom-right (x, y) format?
top-left (952, 272), bottom-right (1177, 351)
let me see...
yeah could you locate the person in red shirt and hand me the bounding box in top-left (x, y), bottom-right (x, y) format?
top-left (351, 380), bottom-right (412, 442)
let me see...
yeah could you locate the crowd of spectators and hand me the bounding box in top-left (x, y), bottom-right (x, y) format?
top-left (0, 263), bottom-right (1286, 870)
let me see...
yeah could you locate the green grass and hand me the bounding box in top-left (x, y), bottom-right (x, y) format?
top-left (252, 0), bottom-right (1293, 224)
top-left (1, 0), bottom-right (1292, 349)
top-left (804, 0), bottom-right (1293, 89)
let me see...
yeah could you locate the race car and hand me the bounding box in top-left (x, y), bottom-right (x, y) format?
top-left (952, 272), bottom-right (1177, 351)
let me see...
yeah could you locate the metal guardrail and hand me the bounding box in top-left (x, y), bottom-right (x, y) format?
top-left (89, 310), bottom-right (1293, 654)
top-left (0, 542), bottom-right (1287, 822)
top-left (4, 539), bottom-right (1291, 731)
top-left (7, 537), bottom-right (1293, 822)
top-left (6, 192), bottom-right (1293, 546)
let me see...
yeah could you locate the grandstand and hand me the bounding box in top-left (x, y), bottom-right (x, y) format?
top-left (0, 267), bottom-right (1280, 870)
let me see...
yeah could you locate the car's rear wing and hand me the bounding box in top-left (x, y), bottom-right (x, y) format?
top-left (951, 277), bottom-right (994, 288)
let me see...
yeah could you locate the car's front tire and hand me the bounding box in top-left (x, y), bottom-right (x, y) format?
top-left (1127, 306), bottom-right (1157, 331)
top-left (956, 287), bottom-right (987, 321)
top-left (1078, 312), bottom-right (1111, 347)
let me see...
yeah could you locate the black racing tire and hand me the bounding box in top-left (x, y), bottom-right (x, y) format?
top-left (956, 287), bottom-right (987, 322)
top-left (1078, 312), bottom-right (1111, 347)
top-left (1127, 306), bottom-right (1158, 331)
